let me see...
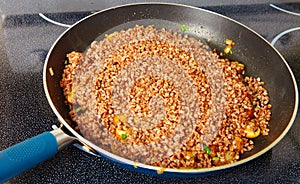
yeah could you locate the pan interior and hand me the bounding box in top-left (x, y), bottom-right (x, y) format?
top-left (93, 19), bottom-right (213, 42)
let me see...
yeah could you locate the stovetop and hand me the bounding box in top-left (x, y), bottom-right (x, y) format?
top-left (0, 1), bottom-right (299, 183)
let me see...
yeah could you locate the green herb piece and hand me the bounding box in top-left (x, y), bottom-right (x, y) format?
top-left (229, 49), bottom-right (233, 54)
top-left (180, 24), bottom-right (190, 32)
top-left (64, 60), bottom-right (68, 65)
top-left (212, 157), bottom-right (220, 161)
top-left (121, 132), bottom-right (128, 140)
top-left (204, 146), bottom-right (211, 155)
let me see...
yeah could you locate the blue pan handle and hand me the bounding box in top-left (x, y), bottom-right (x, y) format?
top-left (0, 128), bottom-right (74, 183)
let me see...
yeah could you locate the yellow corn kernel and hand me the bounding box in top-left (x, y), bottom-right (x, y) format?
top-left (49, 67), bottom-right (54, 76)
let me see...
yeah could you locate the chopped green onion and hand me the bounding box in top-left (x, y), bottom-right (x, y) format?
top-left (204, 146), bottom-right (211, 155)
top-left (121, 132), bottom-right (128, 140)
top-left (212, 157), bottom-right (220, 161)
top-left (229, 49), bottom-right (233, 54)
top-left (180, 24), bottom-right (190, 32)
top-left (67, 92), bottom-right (73, 103)
top-left (64, 60), bottom-right (68, 65)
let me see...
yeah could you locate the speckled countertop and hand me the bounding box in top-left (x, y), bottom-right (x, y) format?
top-left (0, 1), bottom-right (299, 183)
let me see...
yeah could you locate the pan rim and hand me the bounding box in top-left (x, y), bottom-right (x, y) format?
top-left (43, 2), bottom-right (299, 174)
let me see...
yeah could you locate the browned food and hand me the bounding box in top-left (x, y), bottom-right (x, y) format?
top-left (60, 25), bottom-right (271, 168)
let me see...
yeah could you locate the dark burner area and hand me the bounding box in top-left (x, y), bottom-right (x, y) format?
top-left (0, 1), bottom-right (299, 183)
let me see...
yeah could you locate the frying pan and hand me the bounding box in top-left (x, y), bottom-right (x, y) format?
top-left (0, 3), bottom-right (298, 182)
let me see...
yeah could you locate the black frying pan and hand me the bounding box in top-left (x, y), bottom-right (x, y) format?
top-left (0, 3), bottom-right (298, 182)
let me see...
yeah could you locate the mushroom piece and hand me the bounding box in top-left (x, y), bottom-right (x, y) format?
top-left (244, 121), bottom-right (261, 138)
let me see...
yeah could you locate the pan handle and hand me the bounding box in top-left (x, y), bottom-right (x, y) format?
top-left (0, 128), bottom-right (74, 183)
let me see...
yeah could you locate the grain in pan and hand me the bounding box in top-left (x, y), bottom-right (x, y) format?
top-left (60, 25), bottom-right (271, 168)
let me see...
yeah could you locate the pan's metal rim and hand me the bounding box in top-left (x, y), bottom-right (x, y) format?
top-left (43, 2), bottom-right (299, 174)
